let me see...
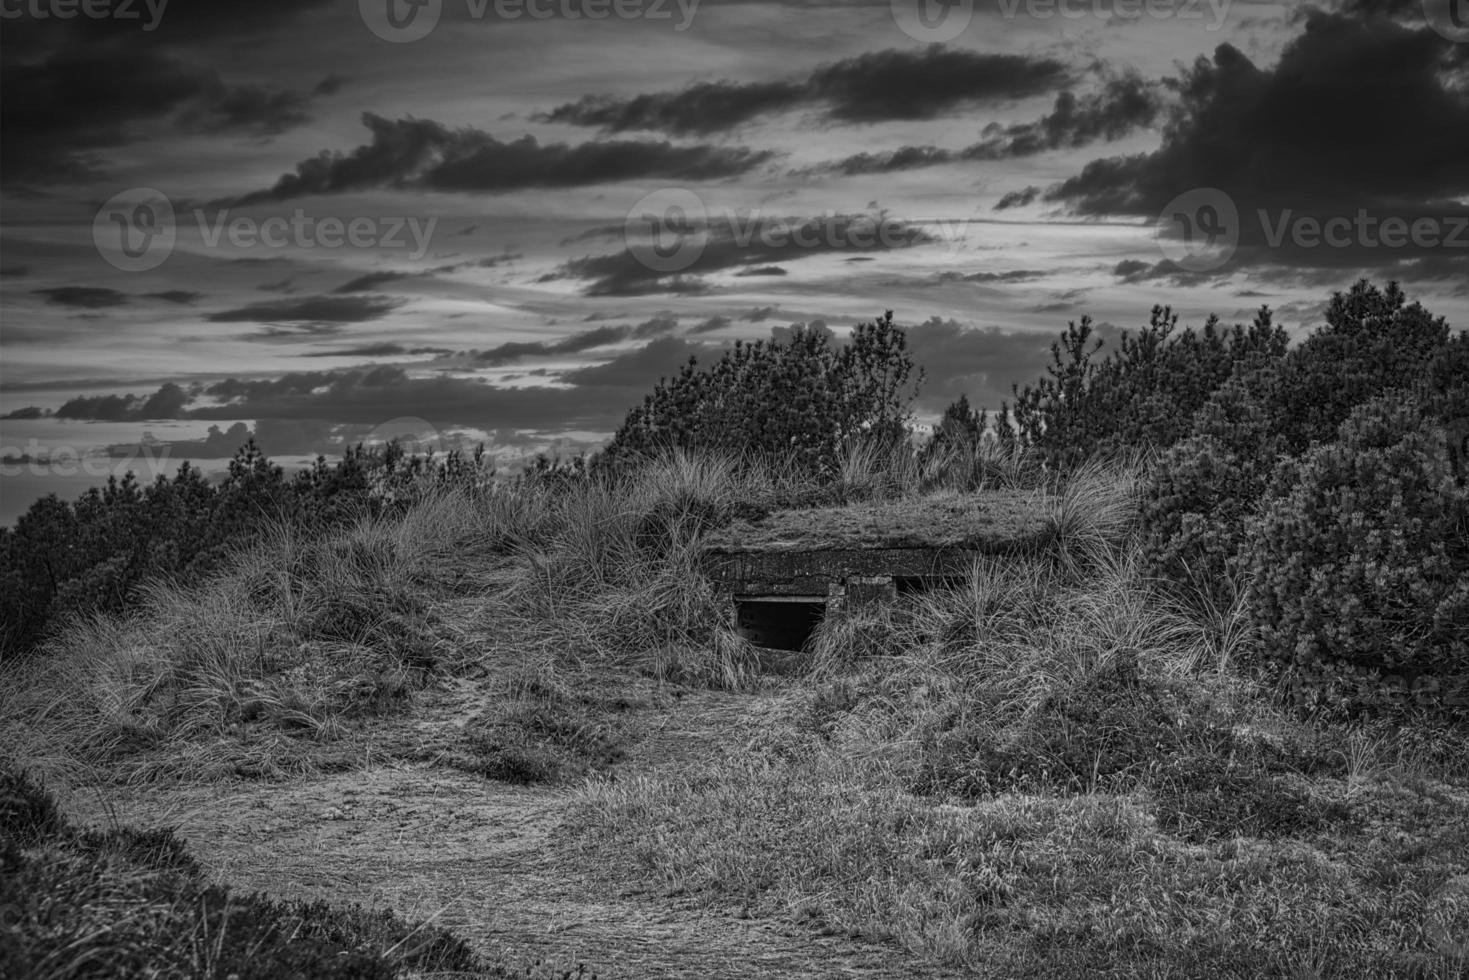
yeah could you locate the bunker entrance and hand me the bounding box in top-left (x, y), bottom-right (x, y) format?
top-left (735, 597), bottom-right (826, 652)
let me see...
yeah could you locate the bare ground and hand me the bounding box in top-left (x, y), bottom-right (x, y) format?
top-left (59, 674), bottom-right (956, 980)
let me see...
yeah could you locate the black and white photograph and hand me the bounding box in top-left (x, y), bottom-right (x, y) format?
top-left (2, 0), bottom-right (1468, 975)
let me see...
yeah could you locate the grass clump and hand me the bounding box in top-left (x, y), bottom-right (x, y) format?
top-left (0, 762), bottom-right (520, 980)
top-left (577, 747), bottom-right (1468, 977)
top-left (0, 490), bottom-right (500, 783)
top-left (452, 672), bottom-right (646, 784)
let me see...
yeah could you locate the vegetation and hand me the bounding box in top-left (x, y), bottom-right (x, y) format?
top-left (601, 312), bottom-right (922, 474)
top-left (0, 439), bottom-right (493, 661)
top-left (1, 764), bottom-right (526, 979)
top-left (574, 459), bottom-right (1469, 977)
top-left (3, 280), bottom-right (1468, 977)
top-left (1010, 280), bottom-right (1467, 716)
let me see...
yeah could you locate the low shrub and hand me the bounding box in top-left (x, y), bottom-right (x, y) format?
top-left (1240, 396), bottom-right (1469, 716)
top-left (1152, 756), bottom-right (1355, 842)
top-left (455, 675), bottom-right (635, 784)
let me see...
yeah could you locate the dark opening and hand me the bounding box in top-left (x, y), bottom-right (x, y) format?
top-left (735, 598), bottom-right (826, 652)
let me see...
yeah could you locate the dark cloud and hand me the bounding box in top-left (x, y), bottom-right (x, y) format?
top-left (815, 46), bottom-right (1069, 123)
top-left (300, 343), bottom-right (410, 358)
top-left (994, 186), bottom-right (1041, 210)
top-left (207, 295), bottom-right (403, 324)
top-left (538, 80), bottom-right (804, 135)
top-left (552, 212), bottom-right (932, 296)
top-left (688, 315), bottom-right (733, 334)
top-left (964, 74), bottom-right (1160, 159)
top-left (739, 306), bottom-right (778, 322)
top-left (1043, 12), bottom-right (1469, 277)
top-left (816, 145), bottom-right (959, 177)
top-left (540, 46), bottom-right (1068, 134)
top-left (1112, 259), bottom-right (1153, 279)
top-left (230, 113), bottom-right (774, 204)
top-left (960, 269), bottom-right (1048, 284)
top-left (2, 406), bottom-right (47, 420)
top-left (734, 266), bottom-right (788, 277)
top-left (1, 48), bottom-right (334, 185)
top-left (144, 291), bottom-right (204, 304)
top-left (475, 325), bottom-right (633, 365)
top-left (560, 336), bottom-right (705, 388)
top-left (55, 382), bottom-right (188, 422)
top-left (1, 0), bottom-right (335, 52)
top-left (333, 271), bottom-right (422, 293)
top-left (632, 314), bottom-right (680, 338)
top-left (813, 75), bottom-right (1159, 177)
top-left (33, 286), bottom-right (129, 308)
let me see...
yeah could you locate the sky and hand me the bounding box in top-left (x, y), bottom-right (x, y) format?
top-left (2, 0), bottom-right (1467, 521)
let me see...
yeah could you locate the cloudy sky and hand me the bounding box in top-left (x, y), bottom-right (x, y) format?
top-left (2, 0), bottom-right (1467, 518)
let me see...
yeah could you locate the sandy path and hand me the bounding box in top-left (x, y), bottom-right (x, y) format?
top-left (60, 677), bottom-right (954, 980)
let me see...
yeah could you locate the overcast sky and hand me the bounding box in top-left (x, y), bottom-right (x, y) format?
top-left (2, 0), bottom-right (1467, 513)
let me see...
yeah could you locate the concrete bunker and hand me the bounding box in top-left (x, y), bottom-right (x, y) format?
top-left (702, 491), bottom-right (1050, 656)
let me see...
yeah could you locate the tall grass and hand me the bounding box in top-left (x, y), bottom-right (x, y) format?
top-left (572, 454), bottom-right (1469, 977)
top-left (0, 488), bottom-right (504, 782)
top-left (493, 449), bottom-right (762, 688)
